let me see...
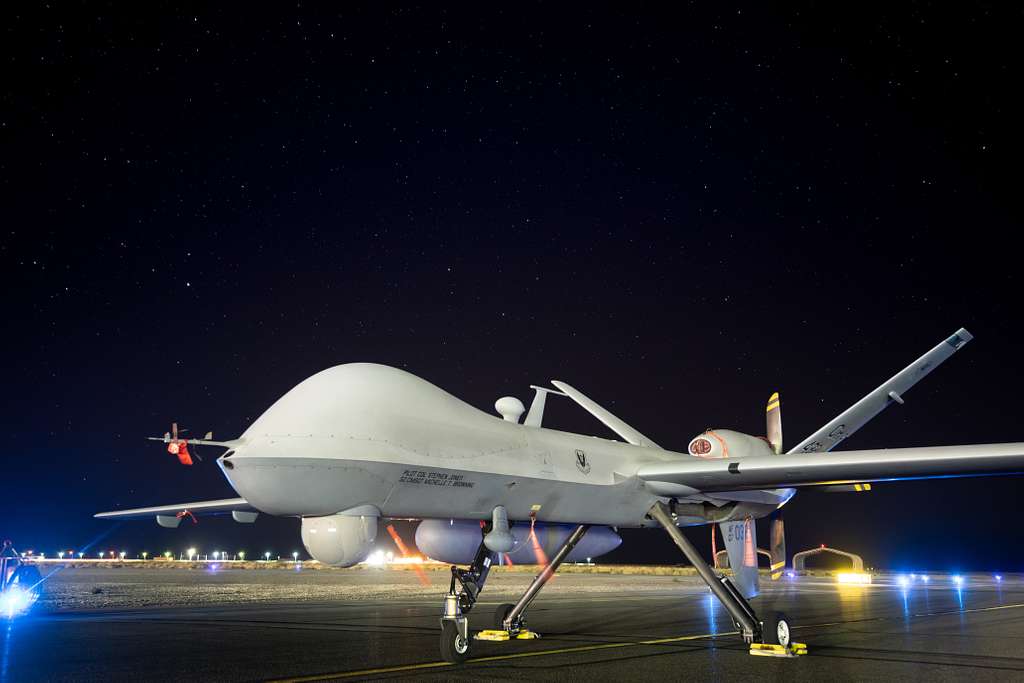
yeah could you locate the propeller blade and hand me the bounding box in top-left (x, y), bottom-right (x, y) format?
top-left (766, 392), bottom-right (783, 454)
top-left (819, 483), bottom-right (873, 493)
top-left (171, 422), bottom-right (178, 440)
top-left (769, 510), bottom-right (786, 580)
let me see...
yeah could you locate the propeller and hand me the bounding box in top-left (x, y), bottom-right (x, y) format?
top-left (164, 422), bottom-right (202, 465)
top-left (769, 510), bottom-right (785, 579)
top-left (766, 393), bottom-right (786, 579)
top-left (766, 392), bottom-right (782, 454)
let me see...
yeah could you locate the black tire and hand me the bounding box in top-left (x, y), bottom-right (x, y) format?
top-left (439, 621), bottom-right (471, 664)
top-left (494, 603), bottom-right (515, 630)
top-left (762, 611), bottom-right (792, 647)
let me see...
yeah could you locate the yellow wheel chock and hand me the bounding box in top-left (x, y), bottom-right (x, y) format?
top-left (474, 629), bottom-right (542, 642)
top-left (474, 629), bottom-right (510, 641)
top-left (749, 642), bottom-right (808, 657)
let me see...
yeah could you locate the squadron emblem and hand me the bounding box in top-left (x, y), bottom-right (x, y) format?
top-left (575, 449), bottom-right (591, 474)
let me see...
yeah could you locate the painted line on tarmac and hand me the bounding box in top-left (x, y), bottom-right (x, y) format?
top-left (269, 601), bottom-right (1024, 682)
top-left (266, 629), bottom-right (731, 682)
top-left (802, 601), bottom-right (1024, 629)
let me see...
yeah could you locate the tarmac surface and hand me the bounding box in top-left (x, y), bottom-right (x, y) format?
top-left (4, 567), bottom-right (1024, 681)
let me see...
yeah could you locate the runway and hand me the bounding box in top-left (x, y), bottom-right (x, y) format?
top-left (4, 568), bottom-right (1023, 681)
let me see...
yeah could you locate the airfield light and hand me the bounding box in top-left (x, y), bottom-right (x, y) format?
top-left (164, 551), bottom-right (172, 559)
top-left (119, 551), bottom-right (126, 560)
top-left (366, 550), bottom-right (386, 567)
top-left (78, 552), bottom-right (84, 559)
top-left (292, 551), bottom-right (299, 562)
top-left (897, 575), bottom-right (910, 588)
top-left (141, 552), bottom-right (148, 560)
top-left (836, 572), bottom-right (872, 585)
top-left (995, 574), bottom-right (1003, 582)
top-left (98, 552), bottom-right (104, 558)
top-left (213, 551), bottom-right (220, 560)
top-left (39, 553), bottom-right (45, 560)
top-left (264, 552), bottom-right (271, 561)
top-left (187, 548), bottom-right (196, 561)
top-left (786, 571), bottom-right (796, 578)
top-left (58, 552), bottom-right (65, 560)
top-left (953, 575), bottom-right (964, 586)
top-left (921, 575), bottom-right (930, 583)
top-left (239, 551), bottom-right (245, 561)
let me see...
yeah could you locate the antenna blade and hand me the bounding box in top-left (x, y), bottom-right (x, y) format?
top-left (551, 380), bottom-right (659, 448)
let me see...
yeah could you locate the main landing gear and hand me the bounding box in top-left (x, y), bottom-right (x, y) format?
top-left (497, 523), bottom-right (588, 634)
top-left (438, 522), bottom-right (591, 663)
top-left (647, 501), bottom-right (806, 657)
top-left (438, 504), bottom-right (804, 663)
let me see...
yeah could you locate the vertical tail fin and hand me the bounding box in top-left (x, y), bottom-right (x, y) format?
top-left (721, 518), bottom-right (759, 598)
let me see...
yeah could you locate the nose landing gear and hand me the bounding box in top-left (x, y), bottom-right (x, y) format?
top-left (439, 595), bottom-right (472, 664)
top-left (438, 528), bottom-right (497, 663)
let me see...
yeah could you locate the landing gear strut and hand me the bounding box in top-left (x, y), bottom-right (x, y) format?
top-left (438, 522), bottom-right (591, 663)
top-left (501, 523), bottom-right (589, 632)
top-left (648, 501), bottom-right (802, 655)
top-left (449, 531), bottom-right (498, 615)
top-left (439, 528), bottom-right (497, 663)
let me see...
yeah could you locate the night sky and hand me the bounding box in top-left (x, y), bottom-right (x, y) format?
top-left (4, 4), bottom-right (1023, 570)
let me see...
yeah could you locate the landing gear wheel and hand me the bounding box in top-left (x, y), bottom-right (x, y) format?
top-left (440, 621), bottom-right (470, 664)
top-left (762, 611), bottom-right (792, 647)
top-left (494, 603), bottom-right (515, 630)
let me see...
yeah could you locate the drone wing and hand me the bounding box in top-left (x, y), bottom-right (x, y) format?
top-left (638, 442), bottom-right (1024, 493)
top-left (788, 328), bottom-right (973, 454)
top-left (95, 498), bottom-right (255, 527)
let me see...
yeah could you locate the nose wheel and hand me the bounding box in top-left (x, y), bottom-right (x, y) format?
top-left (440, 620), bottom-right (471, 664)
top-left (438, 528), bottom-right (497, 663)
